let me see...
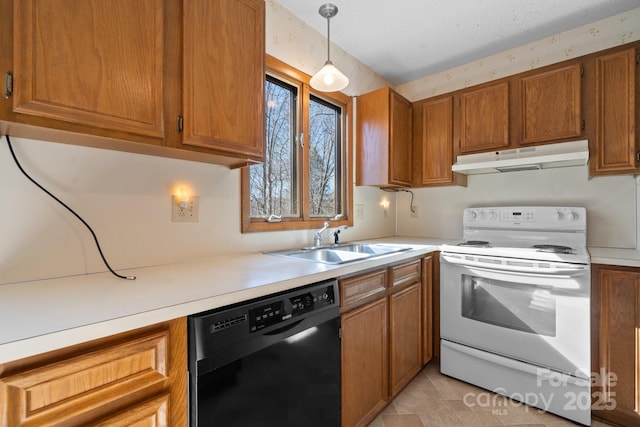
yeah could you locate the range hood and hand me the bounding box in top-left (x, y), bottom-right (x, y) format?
top-left (452, 140), bottom-right (589, 175)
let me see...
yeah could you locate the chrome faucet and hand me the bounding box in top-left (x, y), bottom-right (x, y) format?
top-left (313, 222), bottom-right (348, 247)
top-left (313, 222), bottom-right (331, 247)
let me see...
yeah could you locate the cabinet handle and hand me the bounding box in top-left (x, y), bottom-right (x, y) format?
top-left (4, 71), bottom-right (12, 98)
top-left (176, 115), bottom-right (184, 133)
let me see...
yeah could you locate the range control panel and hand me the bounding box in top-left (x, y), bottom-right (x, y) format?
top-left (463, 206), bottom-right (586, 230)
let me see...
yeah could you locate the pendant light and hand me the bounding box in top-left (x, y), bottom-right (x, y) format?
top-left (310, 3), bottom-right (349, 92)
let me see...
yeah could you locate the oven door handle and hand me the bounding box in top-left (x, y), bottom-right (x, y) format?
top-left (441, 253), bottom-right (589, 277)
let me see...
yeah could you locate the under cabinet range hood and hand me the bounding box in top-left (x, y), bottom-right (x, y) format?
top-left (452, 140), bottom-right (589, 175)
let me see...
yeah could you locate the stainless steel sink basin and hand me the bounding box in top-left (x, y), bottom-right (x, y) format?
top-left (266, 243), bottom-right (412, 265)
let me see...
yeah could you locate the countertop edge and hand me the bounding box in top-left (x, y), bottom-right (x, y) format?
top-left (0, 239), bottom-right (441, 364)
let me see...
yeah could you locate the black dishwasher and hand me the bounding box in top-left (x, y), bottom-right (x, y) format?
top-left (188, 279), bottom-right (341, 427)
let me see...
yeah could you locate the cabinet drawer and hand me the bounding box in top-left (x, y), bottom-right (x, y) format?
top-left (0, 331), bottom-right (169, 426)
top-left (94, 394), bottom-right (169, 427)
top-left (390, 260), bottom-right (421, 287)
top-left (340, 270), bottom-right (387, 307)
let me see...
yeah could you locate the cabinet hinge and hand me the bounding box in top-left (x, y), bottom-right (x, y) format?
top-left (581, 119), bottom-right (586, 130)
top-left (636, 54), bottom-right (640, 65)
top-left (4, 71), bottom-right (13, 98)
top-left (636, 151), bottom-right (640, 162)
top-left (580, 67), bottom-right (584, 78)
top-left (176, 115), bottom-right (184, 133)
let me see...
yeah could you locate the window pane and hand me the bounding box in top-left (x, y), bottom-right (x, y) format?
top-left (309, 96), bottom-right (341, 217)
top-left (250, 78), bottom-right (298, 218)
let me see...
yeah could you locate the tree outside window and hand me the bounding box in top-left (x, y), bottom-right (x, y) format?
top-left (241, 56), bottom-right (352, 233)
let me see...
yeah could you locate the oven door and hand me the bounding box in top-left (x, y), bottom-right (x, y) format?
top-left (440, 252), bottom-right (590, 379)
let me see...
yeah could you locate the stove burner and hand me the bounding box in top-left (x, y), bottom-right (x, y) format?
top-left (532, 244), bottom-right (576, 254)
top-left (457, 240), bottom-right (491, 247)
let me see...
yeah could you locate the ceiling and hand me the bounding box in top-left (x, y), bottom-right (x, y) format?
top-left (275, 0), bottom-right (640, 85)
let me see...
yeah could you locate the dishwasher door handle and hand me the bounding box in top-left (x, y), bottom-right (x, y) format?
top-left (263, 319), bottom-right (305, 336)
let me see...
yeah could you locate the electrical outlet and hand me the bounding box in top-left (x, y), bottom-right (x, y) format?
top-left (356, 203), bottom-right (365, 220)
top-left (410, 206), bottom-right (419, 218)
top-left (172, 196), bottom-right (199, 222)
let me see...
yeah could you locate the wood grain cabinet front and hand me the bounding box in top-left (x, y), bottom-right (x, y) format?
top-left (456, 81), bottom-right (510, 154)
top-left (412, 96), bottom-right (466, 187)
top-left (6, 0), bottom-right (168, 140)
top-left (180, 0), bottom-right (265, 164)
top-left (340, 257), bottom-right (432, 427)
top-left (0, 318), bottom-right (187, 427)
top-left (0, 0), bottom-right (265, 167)
top-left (341, 297), bottom-right (389, 427)
top-left (518, 63), bottom-right (583, 145)
top-left (591, 264), bottom-right (640, 427)
top-left (588, 47), bottom-right (639, 176)
top-left (356, 87), bottom-right (412, 188)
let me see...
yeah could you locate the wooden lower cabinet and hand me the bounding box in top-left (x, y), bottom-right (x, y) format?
top-left (341, 257), bottom-right (430, 427)
top-left (389, 282), bottom-right (422, 396)
top-left (592, 264), bottom-right (640, 426)
top-left (0, 318), bottom-right (187, 427)
top-left (341, 298), bottom-right (389, 427)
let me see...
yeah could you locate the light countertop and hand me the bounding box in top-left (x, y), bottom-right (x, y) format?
top-left (0, 237), bottom-right (447, 364)
top-left (2, 236), bottom-right (638, 365)
top-left (588, 246), bottom-right (640, 268)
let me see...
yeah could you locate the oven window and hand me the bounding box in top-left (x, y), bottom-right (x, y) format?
top-left (461, 274), bottom-right (556, 337)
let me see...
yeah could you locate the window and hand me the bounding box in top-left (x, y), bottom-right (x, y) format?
top-left (241, 56), bottom-right (352, 232)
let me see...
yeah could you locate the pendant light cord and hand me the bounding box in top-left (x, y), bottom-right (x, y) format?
top-left (5, 135), bottom-right (135, 280)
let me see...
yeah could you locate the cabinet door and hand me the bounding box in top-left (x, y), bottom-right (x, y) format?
top-left (458, 82), bottom-right (510, 153)
top-left (390, 91), bottom-right (412, 186)
top-left (591, 48), bottom-right (638, 175)
top-left (593, 266), bottom-right (640, 426)
top-left (182, 0), bottom-right (265, 162)
top-left (389, 282), bottom-right (422, 397)
top-left (414, 96), bottom-right (465, 186)
top-left (520, 63), bottom-right (582, 144)
top-left (342, 298), bottom-right (388, 427)
top-left (12, 0), bottom-right (166, 138)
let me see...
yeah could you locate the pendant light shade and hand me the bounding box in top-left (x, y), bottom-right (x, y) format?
top-left (310, 3), bottom-right (349, 92)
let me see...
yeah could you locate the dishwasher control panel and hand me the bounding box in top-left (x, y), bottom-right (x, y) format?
top-left (249, 284), bottom-right (336, 332)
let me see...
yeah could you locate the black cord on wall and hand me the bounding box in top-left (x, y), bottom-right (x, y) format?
top-left (5, 135), bottom-right (136, 280)
top-left (383, 188), bottom-right (416, 213)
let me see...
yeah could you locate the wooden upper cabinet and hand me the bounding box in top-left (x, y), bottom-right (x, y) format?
top-left (519, 63), bottom-right (582, 145)
top-left (1, 0), bottom-right (265, 167)
top-left (457, 81), bottom-right (510, 154)
top-left (356, 87), bottom-right (412, 187)
top-left (181, 0), bottom-right (265, 163)
top-left (590, 48), bottom-right (639, 175)
top-left (11, 0), bottom-right (166, 138)
top-left (413, 96), bottom-right (466, 187)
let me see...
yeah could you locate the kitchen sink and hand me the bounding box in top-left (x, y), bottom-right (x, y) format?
top-left (266, 243), bottom-right (412, 265)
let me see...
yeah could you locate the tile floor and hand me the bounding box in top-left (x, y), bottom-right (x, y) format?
top-left (369, 362), bottom-right (613, 427)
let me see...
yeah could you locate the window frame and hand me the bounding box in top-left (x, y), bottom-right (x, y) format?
top-left (241, 55), bottom-right (353, 233)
